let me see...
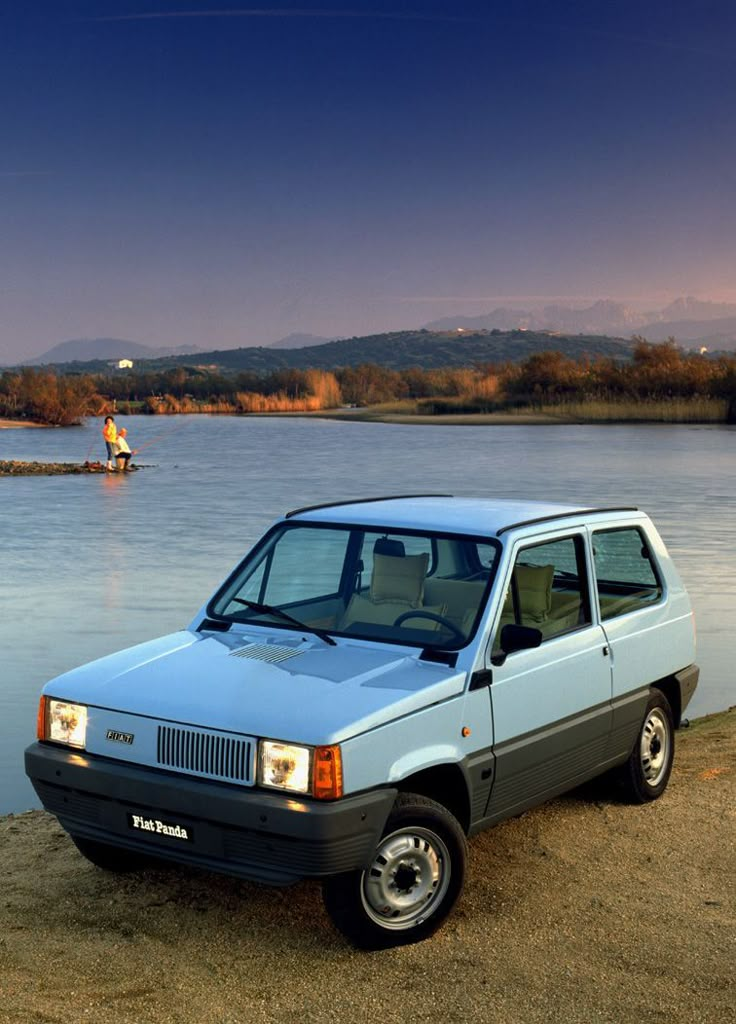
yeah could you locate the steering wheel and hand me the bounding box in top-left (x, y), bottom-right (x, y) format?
top-left (392, 610), bottom-right (465, 645)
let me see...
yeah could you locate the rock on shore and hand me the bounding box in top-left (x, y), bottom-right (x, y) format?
top-left (1, 710), bottom-right (734, 1024)
top-left (0, 461), bottom-right (139, 475)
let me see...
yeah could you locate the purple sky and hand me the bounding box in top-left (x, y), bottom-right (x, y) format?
top-left (2, 0), bottom-right (735, 362)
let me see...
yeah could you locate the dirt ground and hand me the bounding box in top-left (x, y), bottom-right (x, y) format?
top-left (1, 711), bottom-right (734, 1024)
top-left (0, 419), bottom-right (47, 429)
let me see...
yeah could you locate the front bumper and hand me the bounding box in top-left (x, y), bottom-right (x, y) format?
top-left (25, 742), bottom-right (396, 885)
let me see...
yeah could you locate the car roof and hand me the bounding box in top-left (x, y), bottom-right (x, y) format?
top-left (285, 495), bottom-right (638, 537)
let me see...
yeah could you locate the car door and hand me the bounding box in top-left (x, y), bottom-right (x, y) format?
top-left (484, 531), bottom-right (613, 823)
top-left (590, 523), bottom-right (673, 761)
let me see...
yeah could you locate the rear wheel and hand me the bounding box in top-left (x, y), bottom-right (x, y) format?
top-left (620, 690), bottom-right (675, 803)
top-left (322, 793), bottom-right (467, 950)
top-left (70, 835), bottom-right (157, 872)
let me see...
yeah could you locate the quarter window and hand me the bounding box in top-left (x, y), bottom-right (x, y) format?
top-left (593, 528), bottom-right (663, 619)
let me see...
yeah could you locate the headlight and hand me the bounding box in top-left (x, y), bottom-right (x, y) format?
top-left (258, 740), bottom-right (343, 799)
top-left (39, 697), bottom-right (88, 749)
top-left (259, 741), bottom-right (311, 794)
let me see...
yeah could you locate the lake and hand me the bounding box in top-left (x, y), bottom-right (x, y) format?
top-left (1, 414), bottom-right (734, 814)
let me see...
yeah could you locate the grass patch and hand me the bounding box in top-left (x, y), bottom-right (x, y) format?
top-left (530, 398), bottom-right (729, 423)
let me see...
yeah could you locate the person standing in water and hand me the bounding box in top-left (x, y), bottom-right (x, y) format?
top-left (102, 416), bottom-right (117, 471)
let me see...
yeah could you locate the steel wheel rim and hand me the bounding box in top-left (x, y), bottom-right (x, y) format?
top-left (360, 826), bottom-right (451, 930)
top-left (640, 708), bottom-right (670, 787)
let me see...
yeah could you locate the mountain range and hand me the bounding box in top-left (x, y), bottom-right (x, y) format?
top-left (17, 296), bottom-right (736, 369)
top-left (422, 297), bottom-right (736, 348)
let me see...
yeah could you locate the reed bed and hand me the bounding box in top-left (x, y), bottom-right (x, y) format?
top-left (533, 398), bottom-right (729, 423)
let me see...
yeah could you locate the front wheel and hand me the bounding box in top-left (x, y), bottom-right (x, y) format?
top-left (619, 689), bottom-right (675, 803)
top-left (322, 793), bottom-right (467, 950)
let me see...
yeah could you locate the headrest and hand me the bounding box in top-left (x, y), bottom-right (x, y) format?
top-left (370, 552), bottom-right (428, 606)
top-left (515, 564), bottom-right (554, 621)
top-left (373, 537), bottom-right (406, 558)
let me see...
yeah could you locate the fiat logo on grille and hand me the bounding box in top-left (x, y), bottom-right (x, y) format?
top-left (106, 729), bottom-right (134, 745)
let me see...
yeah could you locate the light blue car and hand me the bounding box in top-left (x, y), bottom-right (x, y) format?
top-left (26, 495), bottom-right (699, 948)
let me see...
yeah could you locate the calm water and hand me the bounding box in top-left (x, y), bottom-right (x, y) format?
top-left (2, 415), bottom-right (734, 813)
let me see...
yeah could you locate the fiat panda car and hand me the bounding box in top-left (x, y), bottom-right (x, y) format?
top-left (25, 496), bottom-right (699, 948)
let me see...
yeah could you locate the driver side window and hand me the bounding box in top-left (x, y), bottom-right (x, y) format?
top-left (494, 535), bottom-right (591, 651)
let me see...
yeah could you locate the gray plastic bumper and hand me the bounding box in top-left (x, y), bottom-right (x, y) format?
top-left (25, 742), bottom-right (396, 885)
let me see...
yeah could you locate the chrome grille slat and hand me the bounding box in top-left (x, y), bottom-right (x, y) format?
top-left (157, 724), bottom-right (255, 785)
top-left (229, 643), bottom-right (302, 664)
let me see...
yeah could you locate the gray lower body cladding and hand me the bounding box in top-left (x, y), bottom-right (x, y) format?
top-left (25, 743), bottom-right (397, 885)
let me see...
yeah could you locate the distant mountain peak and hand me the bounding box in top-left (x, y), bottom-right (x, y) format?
top-left (659, 296), bottom-right (736, 320)
top-left (25, 337), bottom-right (203, 366)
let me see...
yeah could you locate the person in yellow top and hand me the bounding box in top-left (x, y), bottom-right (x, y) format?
top-left (102, 416), bottom-right (117, 471)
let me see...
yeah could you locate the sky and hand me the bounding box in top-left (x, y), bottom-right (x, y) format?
top-left (2, 0), bottom-right (735, 362)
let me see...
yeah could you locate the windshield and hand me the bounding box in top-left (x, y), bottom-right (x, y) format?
top-left (208, 522), bottom-right (500, 651)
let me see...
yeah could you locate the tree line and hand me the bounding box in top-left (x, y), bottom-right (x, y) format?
top-left (2, 340), bottom-right (735, 425)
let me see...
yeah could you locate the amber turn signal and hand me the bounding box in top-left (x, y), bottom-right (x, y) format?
top-left (36, 696), bottom-right (47, 741)
top-left (313, 745), bottom-right (343, 800)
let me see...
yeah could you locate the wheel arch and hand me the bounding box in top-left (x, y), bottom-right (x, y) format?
top-left (650, 675), bottom-right (682, 728)
top-left (395, 763), bottom-right (471, 834)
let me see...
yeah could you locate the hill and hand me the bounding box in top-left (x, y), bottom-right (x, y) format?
top-left (154, 329), bottom-right (636, 373)
top-left (266, 332), bottom-right (339, 349)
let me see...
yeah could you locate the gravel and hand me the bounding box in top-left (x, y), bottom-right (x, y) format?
top-left (1, 710), bottom-right (733, 1024)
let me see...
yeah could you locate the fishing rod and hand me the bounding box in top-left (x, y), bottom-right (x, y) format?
top-left (128, 419), bottom-right (188, 455)
top-left (83, 417), bottom-right (187, 463)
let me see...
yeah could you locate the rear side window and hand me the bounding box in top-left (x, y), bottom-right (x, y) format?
top-left (593, 528), bottom-right (663, 620)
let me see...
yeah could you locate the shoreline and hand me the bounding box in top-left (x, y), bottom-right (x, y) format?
top-left (4, 404), bottom-right (733, 430)
top-left (3, 707), bottom-right (734, 1023)
top-left (0, 417), bottom-right (49, 429)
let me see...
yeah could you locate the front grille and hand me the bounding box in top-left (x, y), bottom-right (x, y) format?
top-left (157, 725), bottom-right (255, 785)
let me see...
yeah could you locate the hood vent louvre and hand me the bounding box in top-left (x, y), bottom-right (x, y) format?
top-left (229, 643), bottom-right (302, 664)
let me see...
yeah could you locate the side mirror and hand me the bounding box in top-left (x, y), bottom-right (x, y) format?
top-left (492, 624), bottom-right (543, 665)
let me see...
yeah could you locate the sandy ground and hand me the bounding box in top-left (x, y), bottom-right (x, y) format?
top-left (1, 710), bottom-right (734, 1024)
top-left (0, 418), bottom-right (47, 428)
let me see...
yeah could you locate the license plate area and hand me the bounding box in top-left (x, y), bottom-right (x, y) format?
top-left (127, 811), bottom-right (193, 843)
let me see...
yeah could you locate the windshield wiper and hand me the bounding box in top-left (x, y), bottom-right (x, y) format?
top-left (230, 598), bottom-right (337, 646)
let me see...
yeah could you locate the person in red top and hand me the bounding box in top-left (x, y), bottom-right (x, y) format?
top-left (102, 416), bottom-right (117, 471)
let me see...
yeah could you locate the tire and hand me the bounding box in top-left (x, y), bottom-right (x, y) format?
top-left (620, 689), bottom-right (675, 803)
top-left (322, 792), bottom-right (467, 950)
top-left (70, 835), bottom-right (157, 872)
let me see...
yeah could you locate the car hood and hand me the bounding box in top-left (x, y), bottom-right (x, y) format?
top-left (44, 628), bottom-right (467, 745)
